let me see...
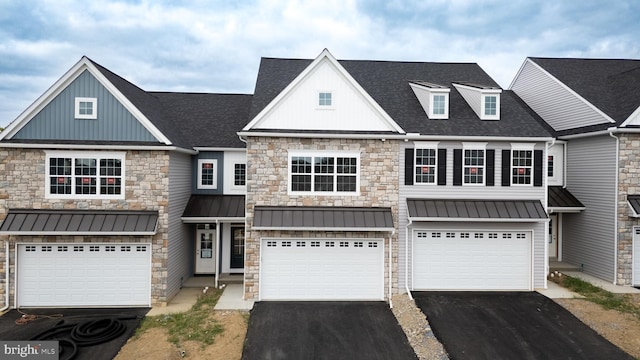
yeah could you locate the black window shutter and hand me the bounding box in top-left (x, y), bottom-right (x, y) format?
top-left (534, 149), bottom-right (543, 187)
top-left (453, 149), bottom-right (462, 186)
top-left (502, 150), bottom-right (511, 187)
top-left (486, 150), bottom-right (495, 186)
top-left (405, 148), bottom-right (414, 185)
top-left (437, 149), bottom-right (447, 185)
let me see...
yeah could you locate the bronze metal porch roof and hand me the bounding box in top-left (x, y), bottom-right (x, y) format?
top-left (181, 195), bottom-right (245, 222)
top-left (548, 186), bottom-right (585, 213)
top-left (407, 199), bottom-right (547, 222)
top-left (253, 206), bottom-right (394, 231)
top-left (0, 209), bottom-right (158, 235)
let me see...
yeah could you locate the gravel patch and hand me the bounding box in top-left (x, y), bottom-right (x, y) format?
top-left (392, 294), bottom-right (449, 360)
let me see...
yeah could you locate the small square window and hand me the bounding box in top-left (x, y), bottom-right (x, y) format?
top-left (318, 92), bottom-right (332, 107)
top-left (75, 97), bottom-right (97, 119)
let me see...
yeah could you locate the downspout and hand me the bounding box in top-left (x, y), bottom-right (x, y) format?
top-left (609, 129), bottom-right (620, 285)
top-left (388, 230), bottom-right (395, 309)
top-left (1, 241), bottom-right (9, 312)
top-left (544, 139), bottom-right (555, 285)
top-left (405, 217), bottom-right (413, 300)
top-left (215, 220), bottom-right (220, 289)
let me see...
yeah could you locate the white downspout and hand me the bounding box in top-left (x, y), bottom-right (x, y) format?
top-left (215, 220), bottom-right (220, 289)
top-left (1, 241), bottom-right (10, 312)
top-left (544, 139), bottom-right (555, 286)
top-left (609, 130), bottom-right (620, 285)
top-left (388, 230), bottom-right (394, 308)
top-left (405, 218), bottom-right (413, 300)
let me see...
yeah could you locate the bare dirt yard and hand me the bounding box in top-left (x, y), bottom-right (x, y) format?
top-left (116, 291), bottom-right (640, 360)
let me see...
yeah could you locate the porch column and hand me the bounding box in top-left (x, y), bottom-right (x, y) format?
top-left (215, 220), bottom-right (220, 288)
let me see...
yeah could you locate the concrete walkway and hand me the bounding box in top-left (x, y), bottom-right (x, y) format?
top-left (537, 270), bottom-right (640, 299)
top-left (214, 284), bottom-right (255, 310)
top-left (147, 284), bottom-right (253, 316)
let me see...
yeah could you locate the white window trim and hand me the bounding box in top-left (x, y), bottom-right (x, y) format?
top-left (429, 92), bottom-right (449, 119)
top-left (45, 150), bottom-right (125, 199)
top-left (317, 90), bottom-right (334, 109)
top-left (197, 159), bottom-right (218, 189)
top-left (481, 94), bottom-right (500, 120)
top-left (510, 143), bottom-right (535, 187)
top-left (288, 150), bottom-right (360, 195)
top-left (462, 142), bottom-right (487, 186)
top-left (414, 141), bottom-right (439, 185)
top-left (74, 97), bottom-right (97, 120)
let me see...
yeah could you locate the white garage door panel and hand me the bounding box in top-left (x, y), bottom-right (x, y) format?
top-left (18, 244), bottom-right (151, 307)
top-left (413, 231), bottom-right (531, 290)
top-left (261, 239), bottom-right (384, 300)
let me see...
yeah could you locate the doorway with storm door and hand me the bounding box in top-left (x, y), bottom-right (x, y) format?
top-left (196, 224), bottom-right (216, 274)
top-left (549, 214), bottom-right (558, 259)
top-left (230, 226), bottom-right (245, 269)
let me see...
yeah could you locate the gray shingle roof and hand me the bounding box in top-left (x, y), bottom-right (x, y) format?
top-left (0, 209), bottom-right (158, 234)
top-left (530, 57), bottom-right (640, 125)
top-left (249, 57), bottom-right (553, 138)
top-left (253, 206), bottom-right (394, 231)
top-left (407, 199), bottom-right (547, 221)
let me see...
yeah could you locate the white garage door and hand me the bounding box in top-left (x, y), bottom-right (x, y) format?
top-left (260, 239), bottom-right (384, 300)
top-left (18, 243), bottom-right (151, 307)
top-left (413, 231), bottom-right (531, 291)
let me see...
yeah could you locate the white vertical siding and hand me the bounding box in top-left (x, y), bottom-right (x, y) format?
top-left (398, 141), bottom-right (548, 291)
top-left (166, 151), bottom-right (193, 300)
top-left (563, 135), bottom-right (617, 282)
top-left (511, 60), bottom-right (610, 131)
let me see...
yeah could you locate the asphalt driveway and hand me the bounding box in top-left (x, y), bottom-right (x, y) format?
top-left (0, 308), bottom-right (148, 360)
top-left (242, 301), bottom-right (417, 360)
top-left (413, 291), bottom-right (633, 360)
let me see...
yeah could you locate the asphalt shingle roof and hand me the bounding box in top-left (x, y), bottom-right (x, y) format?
top-left (530, 57), bottom-right (640, 124)
top-left (249, 57), bottom-right (552, 138)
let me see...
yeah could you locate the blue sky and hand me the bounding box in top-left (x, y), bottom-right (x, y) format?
top-left (1, 0), bottom-right (639, 127)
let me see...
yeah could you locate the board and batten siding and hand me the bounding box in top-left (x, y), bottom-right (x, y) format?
top-left (12, 70), bottom-right (158, 142)
top-left (563, 135), bottom-right (617, 282)
top-left (166, 151), bottom-right (193, 301)
top-left (511, 60), bottom-right (610, 132)
top-left (398, 141), bottom-right (548, 291)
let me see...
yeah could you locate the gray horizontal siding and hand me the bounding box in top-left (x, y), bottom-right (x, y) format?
top-left (563, 135), bottom-right (617, 282)
top-left (13, 70), bottom-right (157, 142)
top-left (511, 61), bottom-right (609, 131)
top-left (398, 141), bottom-right (548, 291)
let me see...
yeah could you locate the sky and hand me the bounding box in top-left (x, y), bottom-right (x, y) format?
top-left (1, 0), bottom-right (639, 127)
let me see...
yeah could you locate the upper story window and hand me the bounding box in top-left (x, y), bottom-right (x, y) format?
top-left (318, 92), bottom-right (333, 107)
top-left (198, 159), bottom-right (217, 189)
top-left (75, 97), bottom-right (97, 119)
top-left (46, 151), bottom-right (125, 199)
top-left (289, 151), bottom-right (359, 194)
top-left (481, 94), bottom-right (500, 120)
top-left (463, 143), bottom-right (486, 185)
top-left (415, 148), bottom-right (437, 184)
top-left (234, 163), bottom-right (246, 186)
top-left (430, 93), bottom-right (449, 119)
top-left (512, 150), bottom-right (533, 185)
top-left (547, 155), bottom-right (554, 177)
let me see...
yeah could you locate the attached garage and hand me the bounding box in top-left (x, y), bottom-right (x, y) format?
top-left (413, 230), bottom-right (531, 290)
top-left (260, 238), bottom-right (384, 300)
top-left (17, 243), bottom-right (152, 307)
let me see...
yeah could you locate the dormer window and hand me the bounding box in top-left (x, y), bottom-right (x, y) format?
top-left (482, 95), bottom-right (499, 119)
top-left (318, 92), bottom-right (333, 107)
top-left (409, 81), bottom-right (450, 119)
top-left (75, 97), bottom-right (97, 119)
top-left (452, 83), bottom-right (501, 120)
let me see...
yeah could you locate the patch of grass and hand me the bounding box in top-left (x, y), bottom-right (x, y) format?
top-left (137, 288), bottom-right (224, 347)
top-left (551, 274), bottom-right (640, 319)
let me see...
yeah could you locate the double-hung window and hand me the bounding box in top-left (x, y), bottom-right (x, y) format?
top-left (289, 152), bottom-right (359, 194)
top-left (511, 144), bottom-right (534, 185)
top-left (415, 143), bottom-right (438, 184)
top-left (234, 163), bottom-right (246, 186)
top-left (46, 151), bottom-right (125, 198)
top-left (198, 159), bottom-right (218, 189)
top-left (463, 145), bottom-right (485, 185)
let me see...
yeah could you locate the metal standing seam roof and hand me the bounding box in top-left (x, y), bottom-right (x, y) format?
top-left (406, 199), bottom-right (547, 221)
top-left (627, 195), bottom-right (640, 217)
top-left (548, 186), bottom-right (585, 212)
top-left (0, 209), bottom-right (159, 235)
top-left (253, 206), bottom-right (394, 231)
top-left (181, 195), bottom-right (246, 221)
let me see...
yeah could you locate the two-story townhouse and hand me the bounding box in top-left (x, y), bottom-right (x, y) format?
top-left (0, 57), bottom-right (251, 309)
top-left (238, 49), bottom-right (555, 302)
top-left (511, 57), bottom-right (640, 287)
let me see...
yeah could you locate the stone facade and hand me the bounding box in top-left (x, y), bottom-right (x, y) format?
top-left (616, 133), bottom-right (640, 285)
top-left (0, 148), bottom-right (171, 307)
top-left (244, 137), bottom-right (400, 300)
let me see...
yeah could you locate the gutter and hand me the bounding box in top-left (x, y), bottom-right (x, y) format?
top-left (0, 143), bottom-right (197, 154)
top-left (1, 241), bottom-right (9, 312)
top-left (609, 129), bottom-right (620, 285)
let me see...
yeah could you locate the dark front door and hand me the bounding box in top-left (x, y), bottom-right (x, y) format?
top-left (231, 227), bottom-right (245, 269)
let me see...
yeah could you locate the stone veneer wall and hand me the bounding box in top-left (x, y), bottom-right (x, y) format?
top-left (244, 137), bottom-right (399, 300)
top-left (0, 148), bottom-right (170, 307)
top-left (616, 134), bottom-right (640, 285)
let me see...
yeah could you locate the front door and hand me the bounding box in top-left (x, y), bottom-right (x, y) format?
top-left (196, 227), bottom-right (216, 274)
top-left (230, 227), bottom-right (245, 269)
top-left (549, 214), bottom-right (558, 258)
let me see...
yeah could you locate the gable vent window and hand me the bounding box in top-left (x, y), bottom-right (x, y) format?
top-left (318, 92), bottom-right (333, 107)
top-left (75, 97), bottom-right (97, 119)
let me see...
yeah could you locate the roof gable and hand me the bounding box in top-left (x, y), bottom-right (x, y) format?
top-left (0, 57), bottom-right (171, 144)
top-left (243, 49), bottom-right (404, 134)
